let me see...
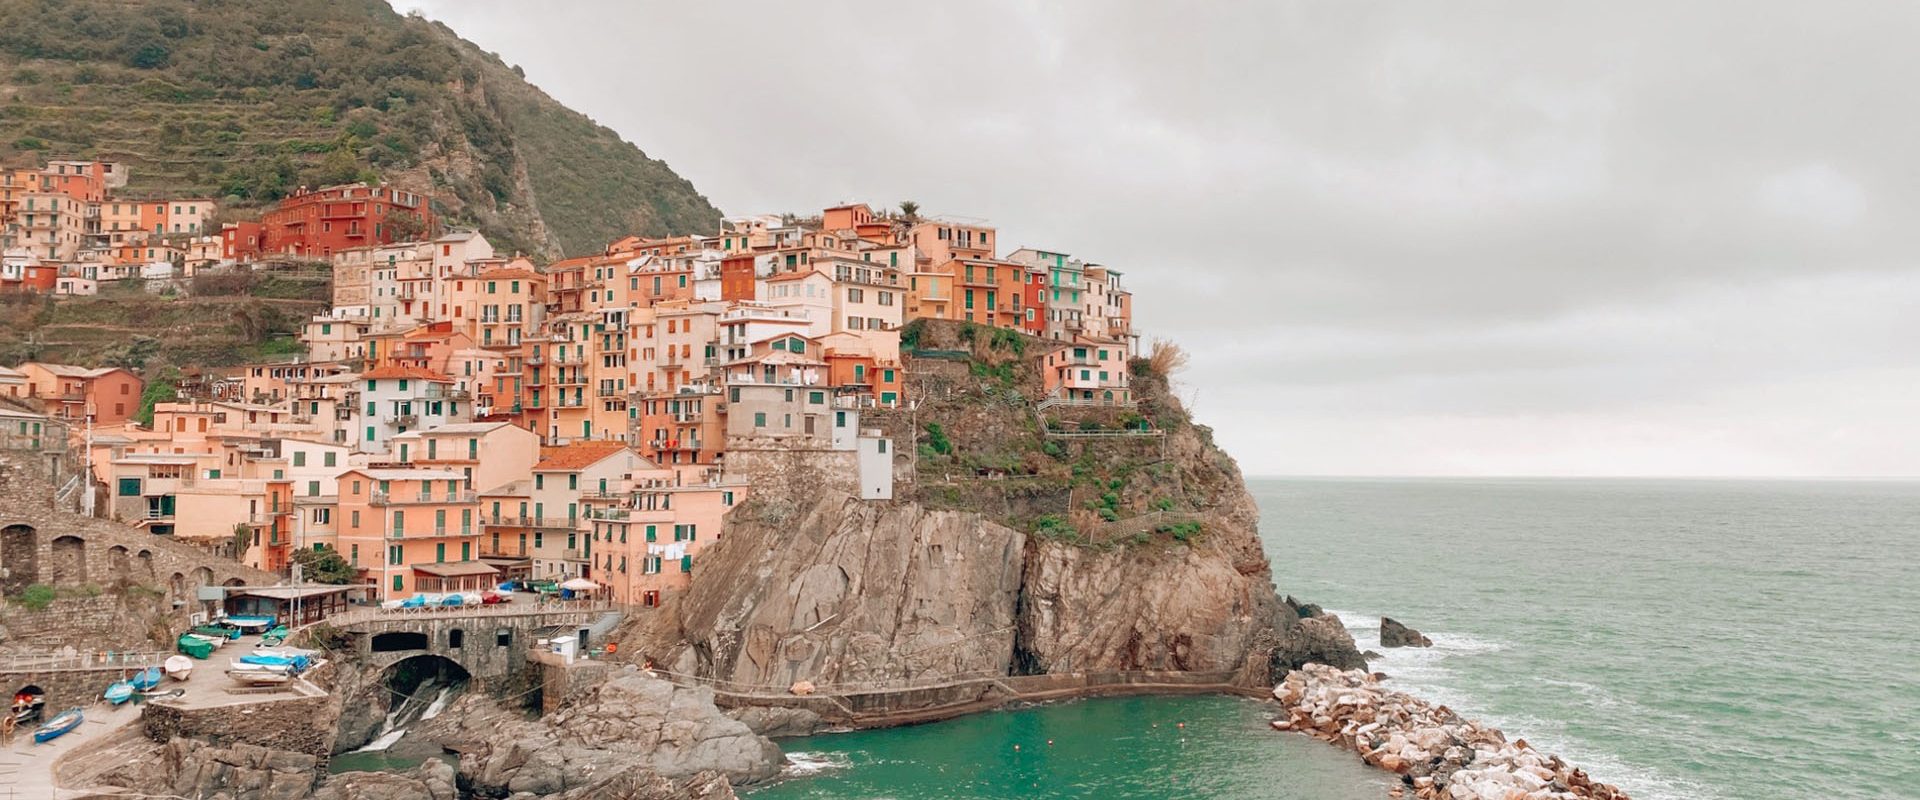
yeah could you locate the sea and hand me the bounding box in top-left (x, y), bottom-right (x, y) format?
top-left (750, 478), bottom-right (1920, 799)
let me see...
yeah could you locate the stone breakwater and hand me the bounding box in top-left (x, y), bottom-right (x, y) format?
top-left (1271, 665), bottom-right (1632, 800)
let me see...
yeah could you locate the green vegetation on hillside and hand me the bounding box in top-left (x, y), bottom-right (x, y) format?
top-left (0, 270), bottom-right (327, 371)
top-left (0, 0), bottom-right (721, 256)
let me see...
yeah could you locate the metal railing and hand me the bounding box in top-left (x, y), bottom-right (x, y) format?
top-left (371, 491), bottom-right (478, 505)
top-left (0, 650), bottom-right (170, 672)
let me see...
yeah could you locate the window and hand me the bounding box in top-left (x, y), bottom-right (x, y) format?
top-left (324, 452), bottom-right (337, 468)
top-left (754, 412), bottom-right (766, 427)
top-left (307, 481), bottom-right (320, 496)
top-left (293, 451), bottom-right (306, 467)
top-left (393, 575), bottom-right (404, 592)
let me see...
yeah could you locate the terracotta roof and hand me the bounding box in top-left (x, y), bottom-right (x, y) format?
top-left (359, 365), bottom-right (453, 382)
top-left (534, 441), bottom-right (632, 472)
top-left (478, 267), bottom-right (540, 280)
top-left (765, 270), bottom-right (823, 283)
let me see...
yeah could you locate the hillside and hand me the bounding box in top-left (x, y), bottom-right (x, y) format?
top-left (0, 0), bottom-right (721, 257)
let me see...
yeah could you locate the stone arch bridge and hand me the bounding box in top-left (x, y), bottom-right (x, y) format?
top-left (324, 605), bottom-right (620, 686)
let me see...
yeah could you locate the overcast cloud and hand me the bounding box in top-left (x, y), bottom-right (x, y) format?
top-left (397, 1), bottom-right (1920, 477)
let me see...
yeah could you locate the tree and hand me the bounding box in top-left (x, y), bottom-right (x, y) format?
top-left (291, 546), bottom-right (357, 585)
top-left (134, 366), bottom-right (180, 427)
top-left (898, 200), bottom-right (921, 221)
top-left (385, 211), bottom-right (426, 242)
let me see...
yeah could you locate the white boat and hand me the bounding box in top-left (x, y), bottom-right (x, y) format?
top-left (225, 666), bottom-right (293, 687)
top-left (184, 633), bottom-right (227, 650)
top-left (164, 655), bottom-right (194, 681)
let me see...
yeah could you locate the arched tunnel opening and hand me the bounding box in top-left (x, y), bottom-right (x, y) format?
top-left (336, 654), bottom-right (471, 761)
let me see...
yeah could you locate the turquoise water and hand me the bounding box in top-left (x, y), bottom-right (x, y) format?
top-left (1260, 478), bottom-right (1920, 800)
top-left (746, 695), bottom-right (1393, 799)
top-left (751, 479), bottom-right (1920, 799)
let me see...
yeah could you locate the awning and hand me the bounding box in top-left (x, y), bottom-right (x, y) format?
top-left (410, 561), bottom-right (502, 578)
top-left (233, 586), bottom-right (356, 600)
top-left (479, 557), bottom-right (530, 567)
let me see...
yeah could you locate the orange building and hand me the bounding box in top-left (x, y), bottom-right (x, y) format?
top-left (16, 363), bottom-right (144, 424)
top-left (336, 467), bottom-right (490, 601)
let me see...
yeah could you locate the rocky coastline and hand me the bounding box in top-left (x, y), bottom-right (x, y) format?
top-left (1271, 664), bottom-right (1633, 800)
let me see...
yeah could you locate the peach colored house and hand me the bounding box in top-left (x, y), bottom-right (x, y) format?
top-left (583, 468), bottom-right (745, 607)
top-left (1038, 338), bottom-right (1133, 406)
top-left (336, 467), bottom-right (489, 600)
top-left (17, 363), bottom-right (144, 424)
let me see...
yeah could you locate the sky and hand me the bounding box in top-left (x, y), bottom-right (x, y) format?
top-left (396, 1), bottom-right (1920, 477)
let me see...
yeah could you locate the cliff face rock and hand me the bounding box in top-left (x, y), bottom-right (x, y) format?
top-left (438, 669), bottom-right (782, 792)
top-left (647, 498), bottom-right (1026, 688)
top-left (312, 759), bottom-right (457, 800)
top-left (639, 323), bottom-right (1364, 694)
top-left (139, 737), bottom-right (329, 800)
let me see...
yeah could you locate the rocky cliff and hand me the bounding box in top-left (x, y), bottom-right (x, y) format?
top-left (636, 321), bottom-right (1363, 695)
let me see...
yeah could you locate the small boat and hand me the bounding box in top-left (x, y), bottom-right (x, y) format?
top-left (225, 666), bottom-right (293, 687)
top-left (33, 708), bottom-right (82, 744)
top-left (164, 655), bottom-right (195, 681)
top-left (258, 624), bottom-right (291, 647)
top-left (103, 681), bottom-right (134, 705)
top-left (224, 615), bottom-right (276, 633)
top-left (238, 653), bottom-right (311, 673)
top-left (191, 623), bottom-right (242, 641)
top-left (176, 633), bottom-right (215, 660)
top-left (129, 666), bottom-right (163, 691)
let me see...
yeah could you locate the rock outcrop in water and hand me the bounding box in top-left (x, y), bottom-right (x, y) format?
top-left (1381, 617), bottom-right (1434, 648)
top-left (1272, 665), bottom-right (1633, 800)
top-left (430, 668), bottom-right (782, 793)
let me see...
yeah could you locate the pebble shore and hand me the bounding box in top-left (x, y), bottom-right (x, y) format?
top-left (1271, 664), bottom-right (1632, 800)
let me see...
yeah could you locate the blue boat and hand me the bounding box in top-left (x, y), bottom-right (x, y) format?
top-left (129, 666), bottom-right (163, 691)
top-left (238, 653), bottom-right (311, 672)
top-left (103, 681), bottom-right (134, 705)
top-left (33, 708), bottom-right (82, 744)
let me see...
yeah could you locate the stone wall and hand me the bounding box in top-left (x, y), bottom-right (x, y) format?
top-left (0, 452), bottom-right (272, 599)
top-left (0, 592), bottom-right (180, 653)
top-left (723, 445), bottom-right (861, 498)
top-left (0, 664), bottom-right (141, 710)
top-left (143, 689), bottom-right (336, 761)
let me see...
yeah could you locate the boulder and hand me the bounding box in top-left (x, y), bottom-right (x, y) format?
top-left (453, 667), bottom-right (783, 795)
top-left (1380, 617), bottom-right (1433, 648)
top-left (726, 706), bottom-right (825, 738)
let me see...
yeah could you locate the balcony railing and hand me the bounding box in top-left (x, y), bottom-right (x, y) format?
top-left (482, 515), bottom-right (579, 529)
top-left (370, 491), bottom-right (477, 505)
top-left (390, 414), bottom-right (419, 427)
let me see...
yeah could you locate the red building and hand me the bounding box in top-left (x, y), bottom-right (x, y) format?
top-left (720, 253), bottom-right (757, 301)
top-left (221, 220), bottom-right (263, 260)
top-left (260, 183), bottom-right (434, 259)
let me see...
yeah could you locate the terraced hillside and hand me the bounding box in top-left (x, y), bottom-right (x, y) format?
top-left (0, 0), bottom-right (722, 257)
top-left (0, 267), bottom-right (329, 370)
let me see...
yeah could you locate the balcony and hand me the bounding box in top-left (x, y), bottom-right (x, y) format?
top-left (390, 414), bottom-right (419, 427)
top-left (370, 491), bottom-right (477, 506)
top-left (334, 407), bottom-right (355, 421)
top-left (482, 515), bottom-right (578, 529)
top-left (596, 387), bottom-right (623, 398)
top-left (586, 508), bottom-right (630, 520)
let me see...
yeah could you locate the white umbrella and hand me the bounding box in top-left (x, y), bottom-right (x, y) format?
top-left (559, 578), bottom-right (600, 592)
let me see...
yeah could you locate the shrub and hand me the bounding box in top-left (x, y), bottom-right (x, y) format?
top-left (1147, 339), bottom-right (1190, 376)
top-left (1153, 497), bottom-right (1175, 512)
top-left (1156, 521), bottom-right (1204, 543)
top-left (924, 423), bottom-right (953, 456)
top-left (16, 585), bottom-right (55, 611)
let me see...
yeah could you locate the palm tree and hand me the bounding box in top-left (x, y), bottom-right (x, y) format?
top-left (898, 200), bottom-right (921, 221)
